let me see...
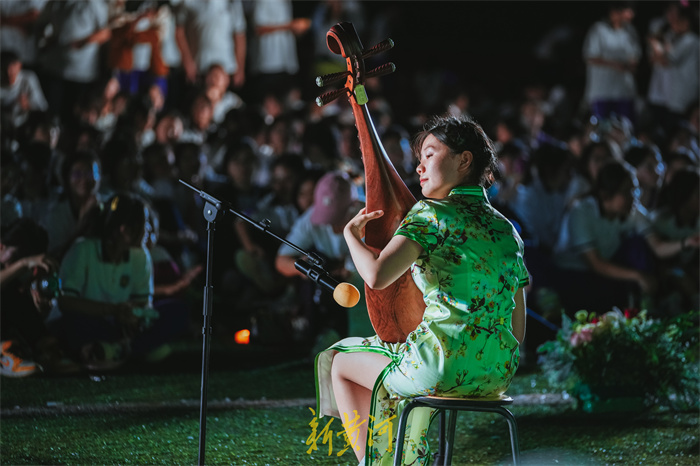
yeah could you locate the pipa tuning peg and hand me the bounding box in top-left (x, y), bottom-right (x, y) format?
top-left (316, 88), bottom-right (348, 107)
top-left (366, 63), bottom-right (396, 80)
top-left (316, 70), bottom-right (351, 88)
top-left (361, 38), bottom-right (394, 60)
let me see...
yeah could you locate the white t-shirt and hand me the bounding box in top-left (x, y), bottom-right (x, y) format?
top-left (278, 207), bottom-right (355, 272)
top-left (0, 0), bottom-right (47, 65)
top-left (583, 20), bottom-right (641, 102)
top-left (647, 30), bottom-right (700, 113)
top-left (36, 0), bottom-right (109, 83)
top-left (60, 237), bottom-right (153, 305)
top-left (175, 0), bottom-right (246, 75)
top-left (508, 176), bottom-right (578, 250)
top-left (249, 0), bottom-right (298, 75)
top-left (554, 196), bottom-right (651, 270)
top-left (0, 69), bottom-right (48, 127)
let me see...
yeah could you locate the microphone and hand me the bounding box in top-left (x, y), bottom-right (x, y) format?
top-left (294, 259), bottom-right (361, 308)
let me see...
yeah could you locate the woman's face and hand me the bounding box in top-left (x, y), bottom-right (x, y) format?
top-left (605, 179), bottom-right (636, 218)
top-left (69, 161), bottom-right (98, 199)
top-left (226, 152), bottom-right (255, 188)
top-left (587, 147), bottom-right (612, 181)
top-left (635, 155), bottom-right (664, 190)
top-left (296, 179), bottom-right (316, 213)
top-left (416, 134), bottom-right (464, 199)
top-left (271, 165), bottom-right (297, 203)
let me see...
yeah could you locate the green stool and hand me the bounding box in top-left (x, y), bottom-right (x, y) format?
top-left (393, 395), bottom-right (520, 465)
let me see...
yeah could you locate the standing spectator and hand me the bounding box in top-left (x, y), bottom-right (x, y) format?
top-left (647, 1), bottom-right (700, 142)
top-left (174, 0), bottom-right (247, 87)
top-left (248, 0), bottom-right (311, 103)
top-left (582, 1), bottom-right (641, 125)
top-left (107, 1), bottom-right (169, 99)
top-left (0, 0), bottom-right (46, 68)
top-left (34, 0), bottom-right (110, 123)
top-left (0, 51), bottom-right (48, 128)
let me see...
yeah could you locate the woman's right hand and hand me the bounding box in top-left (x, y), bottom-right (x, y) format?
top-left (23, 254), bottom-right (57, 273)
top-left (344, 208), bottom-right (384, 241)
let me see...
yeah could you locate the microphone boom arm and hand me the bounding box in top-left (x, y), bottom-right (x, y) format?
top-left (179, 179), bottom-right (326, 268)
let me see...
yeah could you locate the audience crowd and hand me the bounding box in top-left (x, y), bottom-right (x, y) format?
top-left (1, 0), bottom-right (698, 376)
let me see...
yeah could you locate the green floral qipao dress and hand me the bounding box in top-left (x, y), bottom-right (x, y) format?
top-left (315, 186), bottom-right (529, 465)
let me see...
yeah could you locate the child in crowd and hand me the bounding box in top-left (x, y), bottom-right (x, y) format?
top-left (509, 142), bottom-right (577, 252)
top-left (650, 168), bottom-right (700, 314)
top-left (45, 149), bottom-right (104, 261)
top-left (276, 171), bottom-right (371, 346)
top-left (48, 193), bottom-right (177, 370)
top-left (553, 160), bottom-right (699, 314)
top-left (624, 143), bottom-right (665, 211)
top-left (0, 50), bottom-right (48, 128)
top-left (0, 218), bottom-right (59, 377)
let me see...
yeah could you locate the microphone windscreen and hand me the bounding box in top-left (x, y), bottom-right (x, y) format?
top-left (333, 282), bottom-right (361, 308)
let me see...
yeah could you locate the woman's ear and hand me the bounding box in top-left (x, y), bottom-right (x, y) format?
top-left (458, 150), bottom-right (473, 175)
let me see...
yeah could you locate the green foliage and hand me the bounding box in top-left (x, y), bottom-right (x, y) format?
top-left (537, 308), bottom-right (700, 410)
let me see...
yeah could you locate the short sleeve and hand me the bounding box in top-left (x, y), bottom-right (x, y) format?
top-left (565, 200), bottom-right (597, 255)
top-left (582, 23), bottom-right (602, 59)
top-left (59, 239), bottom-right (89, 297)
top-left (230, 0), bottom-right (246, 34)
top-left (394, 201), bottom-right (439, 253)
top-left (130, 247), bottom-right (154, 303)
top-left (631, 205), bottom-right (652, 237)
top-left (278, 211), bottom-right (314, 256)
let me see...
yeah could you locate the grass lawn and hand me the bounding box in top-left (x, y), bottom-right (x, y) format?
top-left (1, 338), bottom-right (698, 465)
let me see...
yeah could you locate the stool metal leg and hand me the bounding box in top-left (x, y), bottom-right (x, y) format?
top-left (393, 401), bottom-right (417, 466)
top-left (497, 407), bottom-right (520, 465)
top-left (443, 409), bottom-right (459, 465)
top-left (432, 409), bottom-right (446, 466)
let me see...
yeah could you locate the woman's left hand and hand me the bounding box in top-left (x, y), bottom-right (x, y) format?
top-left (344, 208), bottom-right (384, 241)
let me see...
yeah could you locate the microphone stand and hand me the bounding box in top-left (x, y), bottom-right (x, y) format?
top-left (179, 180), bottom-right (335, 465)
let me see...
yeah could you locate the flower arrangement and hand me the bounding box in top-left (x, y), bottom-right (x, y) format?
top-left (537, 308), bottom-right (699, 412)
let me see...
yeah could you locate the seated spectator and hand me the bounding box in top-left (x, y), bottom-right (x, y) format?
top-left (489, 141), bottom-right (528, 207)
top-left (569, 140), bottom-right (618, 199)
top-left (44, 149), bottom-right (104, 261)
top-left (381, 124), bottom-right (421, 199)
top-left (552, 160), bottom-right (699, 314)
top-left (15, 141), bottom-right (56, 227)
top-left (144, 203), bottom-right (202, 355)
top-left (204, 63), bottom-right (245, 125)
top-left (180, 92), bottom-right (214, 146)
top-left (275, 171), bottom-right (372, 349)
top-left (48, 193), bottom-right (177, 370)
top-left (1, 148), bottom-right (23, 231)
top-left (624, 143), bottom-right (665, 211)
top-left (662, 149), bottom-right (697, 186)
top-left (154, 109), bottom-right (184, 147)
top-left (0, 50), bottom-right (48, 128)
top-left (650, 168), bottom-right (700, 315)
top-left (0, 218), bottom-right (60, 377)
top-left (509, 142), bottom-right (577, 252)
top-left (234, 153), bottom-right (305, 295)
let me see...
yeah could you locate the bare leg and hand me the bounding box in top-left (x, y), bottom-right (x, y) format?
top-left (331, 351), bottom-right (391, 462)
